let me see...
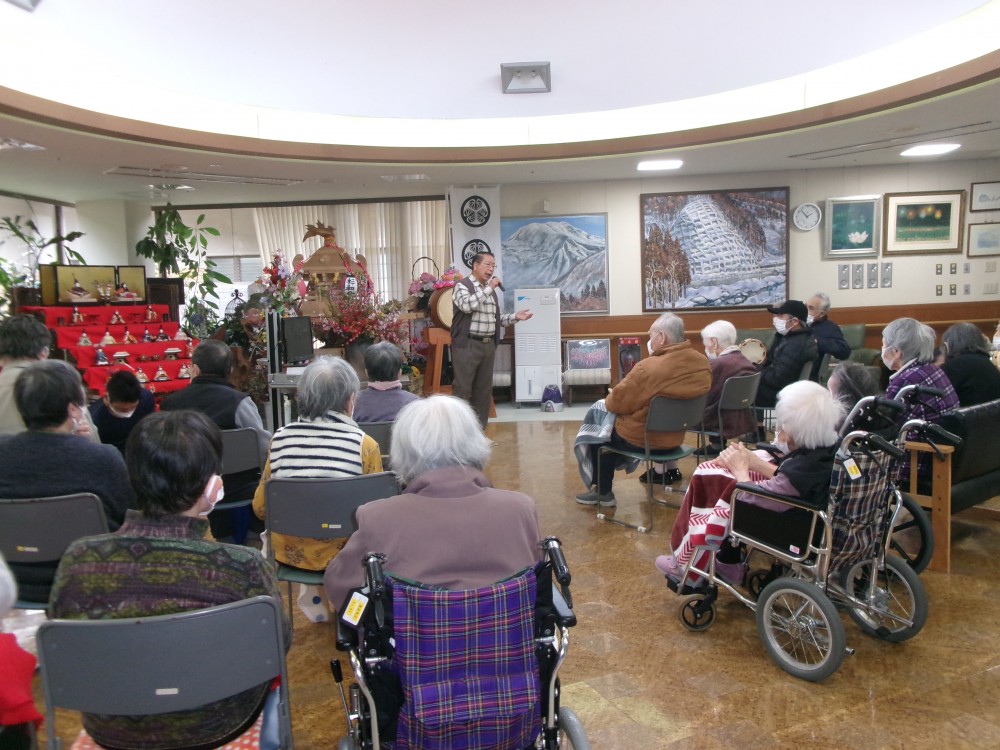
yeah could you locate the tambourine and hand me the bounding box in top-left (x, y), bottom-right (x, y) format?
top-left (429, 286), bottom-right (454, 329)
top-left (739, 337), bottom-right (767, 365)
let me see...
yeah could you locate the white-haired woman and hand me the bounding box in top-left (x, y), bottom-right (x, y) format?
top-left (880, 318), bottom-right (958, 484)
top-left (698, 320), bottom-right (757, 457)
top-left (657, 381), bottom-right (842, 584)
top-left (324, 395), bottom-right (541, 608)
top-left (253, 356), bottom-right (382, 620)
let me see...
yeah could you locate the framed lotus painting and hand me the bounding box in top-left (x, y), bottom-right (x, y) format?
top-left (823, 196), bottom-right (880, 259)
top-left (639, 187), bottom-right (788, 311)
top-left (883, 191), bottom-right (966, 255)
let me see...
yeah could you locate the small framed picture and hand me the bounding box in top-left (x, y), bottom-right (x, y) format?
top-left (967, 223), bottom-right (1000, 258)
top-left (823, 196), bottom-right (880, 258)
top-left (883, 191), bottom-right (965, 255)
top-left (970, 181), bottom-right (1000, 212)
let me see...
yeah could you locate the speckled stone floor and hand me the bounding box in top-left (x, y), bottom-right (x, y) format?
top-left (12, 417), bottom-right (1000, 749)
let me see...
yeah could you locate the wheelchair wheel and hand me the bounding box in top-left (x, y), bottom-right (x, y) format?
top-left (756, 577), bottom-right (846, 682)
top-left (678, 593), bottom-right (716, 631)
top-left (888, 492), bottom-right (934, 574)
top-left (842, 555), bottom-right (927, 642)
top-left (554, 706), bottom-right (591, 750)
top-left (746, 569), bottom-right (771, 601)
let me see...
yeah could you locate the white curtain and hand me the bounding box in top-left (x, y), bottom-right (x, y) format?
top-left (252, 201), bottom-right (447, 301)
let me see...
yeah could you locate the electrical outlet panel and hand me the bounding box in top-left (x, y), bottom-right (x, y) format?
top-left (964, 262), bottom-right (971, 274)
top-left (950, 263), bottom-right (957, 275)
top-left (936, 264), bottom-right (943, 275)
top-left (838, 264), bottom-right (850, 290)
top-left (881, 262), bottom-right (893, 288)
top-left (964, 284), bottom-right (971, 295)
top-left (936, 285), bottom-right (943, 296)
top-left (852, 264), bottom-right (864, 289)
top-left (949, 284), bottom-right (957, 295)
top-left (867, 263), bottom-right (879, 288)
top-left (984, 282), bottom-right (999, 295)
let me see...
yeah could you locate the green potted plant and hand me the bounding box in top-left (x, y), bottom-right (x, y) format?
top-left (0, 214), bottom-right (86, 313)
top-left (135, 205), bottom-right (231, 338)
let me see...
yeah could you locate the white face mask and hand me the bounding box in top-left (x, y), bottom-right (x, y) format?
top-left (772, 317), bottom-right (787, 335)
top-left (774, 427), bottom-right (790, 455)
top-left (993, 334), bottom-right (1000, 348)
top-left (704, 346), bottom-right (717, 361)
top-left (881, 346), bottom-right (896, 371)
top-left (107, 401), bottom-right (136, 419)
top-left (646, 339), bottom-right (655, 355)
top-left (198, 475), bottom-right (225, 516)
top-left (806, 314), bottom-right (815, 326)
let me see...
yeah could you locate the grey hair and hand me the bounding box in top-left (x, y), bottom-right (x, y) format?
top-left (941, 322), bottom-right (989, 358)
top-left (811, 292), bottom-right (832, 313)
top-left (0, 552), bottom-right (16, 617)
top-left (827, 361), bottom-right (879, 410)
top-left (653, 312), bottom-right (685, 344)
top-left (775, 380), bottom-right (842, 450)
top-left (364, 341), bottom-right (404, 382)
top-left (701, 320), bottom-right (737, 348)
top-left (390, 395), bottom-right (491, 484)
top-left (296, 356), bottom-right (360, 418)
top-left (882, 318), bottom-right (934, 364)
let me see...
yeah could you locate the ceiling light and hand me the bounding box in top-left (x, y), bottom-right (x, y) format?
top-left (637, 159), bottom-right (683, 171)
top-left (0, 137), bottom-right (45, 151)
top-left (900, 143), bottom-right (961, 157)
top-left (150, 184), bottom-right (195, 191)
top-left (2, 0), bottom-right (42, 10)
top-left (106, 166), bottom-right (301, 186)
top-left (380, 174), bottom-right (430, 182)
top-left (501, 62), bottom-right (551, 94)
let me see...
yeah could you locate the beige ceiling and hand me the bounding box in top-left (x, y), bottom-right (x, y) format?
top-left (0, 0), bottom-right (999, 205)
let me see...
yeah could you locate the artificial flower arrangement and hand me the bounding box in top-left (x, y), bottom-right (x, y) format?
top-left (407, 265), bottom-right (464, 310)
top-left (313, 270), bottom-right (407, 347)
top-left (257, 253), bottom-right (308, 316)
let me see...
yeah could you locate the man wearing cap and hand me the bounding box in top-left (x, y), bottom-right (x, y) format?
top-left (755, 299), bottom-right (818, 408)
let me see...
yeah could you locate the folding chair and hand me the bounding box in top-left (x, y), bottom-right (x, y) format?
top-left (691, 372), bottom-right (761, 464)
top-left (0, 493), bottom-right (108, 609)
top-left (264, 472), bottom-right (400, 624)
top-left (358, 421), bottom-right (393, 469)
top-left (597, 393), bottom-right (707, 533)
top-left (37, 596), bottom-right (292, 750)
top-left (218, 427), bottom-right (268, 544)
top-left (757, 356), bottom-right (817, 438)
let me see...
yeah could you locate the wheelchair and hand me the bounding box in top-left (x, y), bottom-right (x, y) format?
top-left (332, 537), bottom-right (590, 750)
top-left (664, 423), bottom-right (933, 682)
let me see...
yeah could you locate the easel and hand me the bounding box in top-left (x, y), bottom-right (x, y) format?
top-left (421, 327), bottom-right (496, 417)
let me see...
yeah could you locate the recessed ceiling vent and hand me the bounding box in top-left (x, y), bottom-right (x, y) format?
top-left (105, 166), bottom-right (302, 187)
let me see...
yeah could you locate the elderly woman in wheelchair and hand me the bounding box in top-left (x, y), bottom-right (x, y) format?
top-left (657, 380), bottom-right (840, 587)
top-left (323, 395), bottom-right (589, 749)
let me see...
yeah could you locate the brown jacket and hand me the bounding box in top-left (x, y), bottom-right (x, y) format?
top-left (605, 339), bottom-right (712, 448)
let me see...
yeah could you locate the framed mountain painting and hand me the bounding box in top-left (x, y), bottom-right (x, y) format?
top-left (499, 214), bottom-right (608, 314)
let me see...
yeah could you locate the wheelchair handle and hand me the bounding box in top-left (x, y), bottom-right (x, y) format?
top-left (865, 433), bottom-right (907, 460)
top-left (542, 537), bottom-right (573, 609)
top-left (893, 383), bottom-right (945, 402)
top-left (839, 395), bottom-right (905, 438)
top-left (363, 552), bottom-right (387, 597)
top-left (920, 422), bottom-right (962, 447)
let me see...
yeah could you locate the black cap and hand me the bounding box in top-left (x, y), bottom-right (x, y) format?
top-left (766, 299), bottom-right (808, 322)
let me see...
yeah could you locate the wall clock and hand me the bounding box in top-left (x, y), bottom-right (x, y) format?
top-left (792, 202), bottom-right (822, 231)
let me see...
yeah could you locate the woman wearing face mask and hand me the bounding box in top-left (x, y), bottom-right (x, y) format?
top-left (0, 360), bottom-right (134, 604)
top-left (698, 320), bottom-right (758, 456)
top-left (659, 381), bottom-right (841, 585)
top-left (49, 410), bottom-right (289, 750)
top-left (881, 318), bottom-right (958, 484)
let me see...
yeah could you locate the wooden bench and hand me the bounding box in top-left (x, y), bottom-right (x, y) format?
top-left (905, 398), bottom-right (1000, 572)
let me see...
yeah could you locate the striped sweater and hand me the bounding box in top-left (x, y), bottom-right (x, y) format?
top-left (252, 410), bottom-right (383, 570)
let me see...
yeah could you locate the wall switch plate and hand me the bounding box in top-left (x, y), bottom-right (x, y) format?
top-left (936, 285), bottom-right (943, 296)
top-left (964, 284), bottom-right (971, 295)
top-left (950, 263), bottom-right (957, 275)
top-left (964, 262), bottom-right (971, 274)
top-left (936, 264), bottom-right (943, 275)
top-left (867, 263), bottom-right (879, 288)
top-left (881, 262), bottom-right (893, 288)
top-left (852, 264), bottom-right (864, 289)
top-left (838, 264), bottom-right (850, 290)
top-left (949, 284), bottom-right (957, 295)
top-left (987, 261), bottom-right (998, 273)
top-left (985, 282), bottom-right (1000, 295)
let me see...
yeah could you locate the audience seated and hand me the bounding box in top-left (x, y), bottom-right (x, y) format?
top-left (939, 322), bottom-right (1000, 406)
top-left (659, 381), bottom-right (840, 584)
top-left (881, 318), bottom-right (959, 484)
top-left (352, 341), bottom-right (419, 423)
top-left (89, 370), bottom-right (156, 455)
top-left (575, 313), bottom-right (711, 503)
top-left (324, 395), bottom-right (541, 608)
top-left (697, 320), bottom-right (757, 456)
top-left (806, 292), bottom-right (851, 380)
top-left (827, 360), bottom-right (881, 415)
top-left (0, 314), bottom-right (100, 442)
top-left (253, 356), bottom-right (382, 619)
top-left (755, 299), bottom-right (818, 408)
top-left (49, 410), bottom-right (290, 750)
top-left (0, 360), bottom-right (134, 603)
top-left (0, 552), bottom-right (42, 750)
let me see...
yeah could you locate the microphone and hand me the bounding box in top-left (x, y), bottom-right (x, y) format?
top-left (492, 278), bottom-right (505, 292)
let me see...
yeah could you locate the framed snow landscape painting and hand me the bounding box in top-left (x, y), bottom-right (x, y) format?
top-left (640, 188), bottom-right (789, 311)
top-left (499, 214), bottom-right (609, 314)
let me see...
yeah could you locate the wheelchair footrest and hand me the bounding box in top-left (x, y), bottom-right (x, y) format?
top-left (665, 574), bottom-right (712, 596)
